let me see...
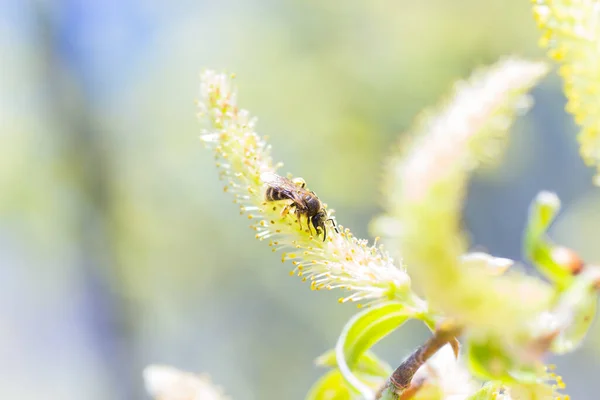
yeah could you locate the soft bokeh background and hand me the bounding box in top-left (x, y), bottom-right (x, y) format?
top-left (2, 0), bottom-right (600, 399)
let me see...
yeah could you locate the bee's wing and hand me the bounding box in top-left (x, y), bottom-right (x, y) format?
top-left (260, 172), bottom-right (288, 187)
top-left (260, 172), bottom-right (305, 203)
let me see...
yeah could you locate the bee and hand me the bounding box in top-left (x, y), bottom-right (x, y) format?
top-left (261, 172), bottom-right (337, 241)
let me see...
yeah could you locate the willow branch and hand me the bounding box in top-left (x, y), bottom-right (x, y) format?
top-left (375, 322), bottom-right (462, 399)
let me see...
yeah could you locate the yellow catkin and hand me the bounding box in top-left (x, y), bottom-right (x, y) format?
top-left (532, 0), bottom-right (600, 183)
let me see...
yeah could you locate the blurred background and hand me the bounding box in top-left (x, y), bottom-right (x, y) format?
top-left (1, 0), bottom-right (599, 399)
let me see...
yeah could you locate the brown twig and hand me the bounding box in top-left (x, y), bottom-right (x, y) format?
top-left (375, 321), bottom-right (462, 399)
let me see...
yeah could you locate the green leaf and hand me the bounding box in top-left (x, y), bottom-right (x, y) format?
top-left (550, 267), bottom-right (600, 354)
top-left (523, 191), bottom-right (573, 288)
top-left (306, 370), bottom-right (388, 400)
top-left (466, 337), bottom-right (541, 384)
top-left (466, 338), bottom-right (513, 382)
top-left (315, 349), bottom-right (341, 368)
top-left (336, 301), bottom-right (412, 398)
top-left (315, 349), bottom-right (392, 378)
top-left (552, 294), bottom-right (596, 354)
top-left (306, 370), bottom-right (352, 400)
top-left (373, 386), bottom-right (398, 400)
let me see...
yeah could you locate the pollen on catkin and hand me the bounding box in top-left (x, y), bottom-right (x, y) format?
top-left (197, 70), bottom-right (414, 306)
top-left (532, 0), bottom-right (600, 184)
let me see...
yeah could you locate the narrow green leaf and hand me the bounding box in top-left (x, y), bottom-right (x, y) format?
top-left (466, 337), bottom-right (542, 384)
top-left (306, 370), bottom-right (387, 400)
top-left (374, 386), bottom-right (398, 400)
top-left (466, 338), bottom-right (514, 382)
top-left (550, 267), bottom-right (600, 354)
top-left (315, 349), bottom-right (341, 368)
top-left (523, 191), bottom-right (573, 288)
top-left (552, 295), bottom-right (596, 354)
top-left (306, 370), bottom-right (352, 400)
top-left (336, 301), bottom-right (412, 398)
top-left (315, 349), bottom-right (393, 378)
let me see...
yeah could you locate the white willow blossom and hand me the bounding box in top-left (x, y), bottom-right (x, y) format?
top-left (197, 70), bottom-right (413, 306)
top-left (143, 365), bottom-right (229, 400)
top-left (459, 252), bottom-right (514, 276)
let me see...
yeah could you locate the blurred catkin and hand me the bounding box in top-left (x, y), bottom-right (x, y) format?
top-left (380, 58), bottom-right (551, 339)
top-left (143, 365), bottom-right (229, 400)
top-left (532, 0), bottom-right (600, 184)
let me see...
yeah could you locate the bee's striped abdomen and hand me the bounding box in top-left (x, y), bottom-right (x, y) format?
top-left (266, 187), bottom-right (288, 201)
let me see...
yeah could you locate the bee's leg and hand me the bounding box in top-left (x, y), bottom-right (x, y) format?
top-left (296, 209), bottom-right (306, 232)
top-left (307, 216), bottom-right (314, 236)
top-left (288, 206), bottom-right (300, 229)
top-left (292, 177), bottom-right (306, 188)
top-left (311, 215), bottom-right (325, 241)
top-left (282, 202), bottom-right (299, 219)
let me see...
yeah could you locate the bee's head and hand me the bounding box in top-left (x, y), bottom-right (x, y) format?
top-left (311, 211), bottom-right (338, 242)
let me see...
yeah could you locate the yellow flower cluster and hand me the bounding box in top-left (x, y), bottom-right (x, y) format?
top-left (382, 58), bottom-right (551, 338)
top-left (197, 71), bottom-right (413, 306)
top-left (532, 0), bottom-right (600, 183)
